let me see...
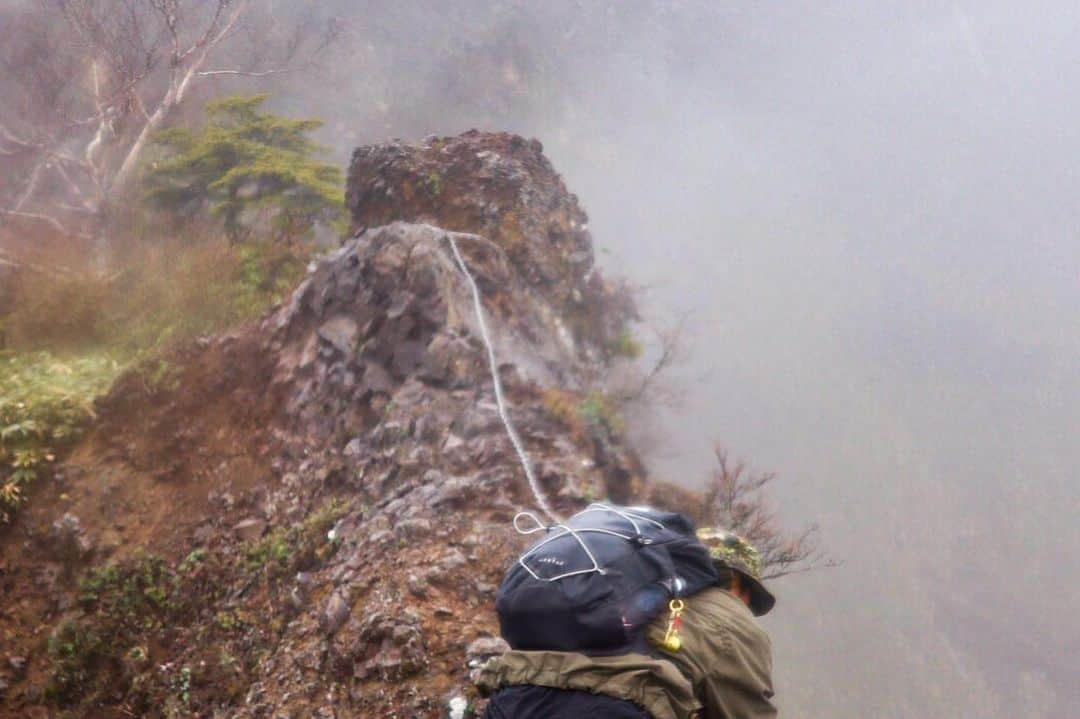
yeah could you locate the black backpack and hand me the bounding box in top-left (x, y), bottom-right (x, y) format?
top-left (495, 504), bottom-right (718, 653)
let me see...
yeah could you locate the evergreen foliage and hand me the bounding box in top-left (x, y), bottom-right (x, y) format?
top-left (144, 95), bottom-right (344, 239)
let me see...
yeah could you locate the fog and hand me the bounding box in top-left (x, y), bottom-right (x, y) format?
top-left (12, 1), bottom-right (1073, 715)
top-left (268, 2), bottom-right (1080, 715)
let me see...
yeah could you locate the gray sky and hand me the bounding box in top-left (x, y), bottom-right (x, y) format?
top-left (287, 2), bottom-right (1078, 715)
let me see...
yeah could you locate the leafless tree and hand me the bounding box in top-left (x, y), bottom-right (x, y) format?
top-left (0, 0), bottom-right (332, 253)
top-left (703, 445), bottom-right (835, 579)
top-left (597, 309), bottom-right (691, 460)
top-left (611, 312), bottom-right (690, 408)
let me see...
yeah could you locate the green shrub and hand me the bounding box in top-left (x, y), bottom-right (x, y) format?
top-left (46, 501), bottom-right (345, 710)
top-left (80, 555), bottom-right (181, 627)
top-left (47, 553), bottom-right (190, 709)
top-left (46, 620), bottom-right (109, 705)
top-left (0, 351), bottom-right (121, 522)
top-left (245, 499), bottom-right (345, 576)
top-left (230, 241), bottom-right (307, 319)
top-left (577, 391), bottom-right (625, 443)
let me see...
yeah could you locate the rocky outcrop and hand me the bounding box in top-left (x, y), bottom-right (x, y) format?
top-left (0, 132), bottom-right (663, 719)
top-left (347, 130), bottom-right (637, 365)
top-left (263, 221), bottom-right (637, 510)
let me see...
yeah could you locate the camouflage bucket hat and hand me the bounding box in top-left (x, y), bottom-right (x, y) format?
top-left (696, 529), bottom-right (776, 616)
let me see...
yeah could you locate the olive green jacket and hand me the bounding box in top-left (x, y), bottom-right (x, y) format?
top-left (477, 587), bottom-right (777, 719)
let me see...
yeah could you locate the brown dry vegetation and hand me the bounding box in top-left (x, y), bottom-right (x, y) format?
top-left (0, 227), bottom-right (308, 549)
top-left (2, 233), bottom-right (306, 356)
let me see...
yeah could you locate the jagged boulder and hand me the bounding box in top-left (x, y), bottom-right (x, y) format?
top-left (347, 130), bottom-right (637, 363)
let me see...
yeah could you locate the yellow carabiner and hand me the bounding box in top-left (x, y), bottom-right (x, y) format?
top-left (661, 598), bottom-right (687, 652)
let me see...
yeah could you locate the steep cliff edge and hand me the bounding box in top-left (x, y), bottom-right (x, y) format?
top-left (0, 131), bottom-right (691, 718)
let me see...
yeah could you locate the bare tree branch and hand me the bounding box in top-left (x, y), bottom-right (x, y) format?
top-left (0, 208), bottom-right (88, 238)
top-left (197, 67), bottom-right (291, 77)
top-left (0, 0), bottom-right (331, 252)
top-left (51, 160), bottom-right (94, 208)
top-left (704, 446), bottom-right (838, 579)
top-left (0, 122), bottom-right (36, 151)
top-left (85, 60), bottom-right (108, 182)
top-left (110, 0), bottom-right (251, 196)
top-left (177, 0), bottom-right (226, 62)
top-left (54, 202), bottom-right (99, 216)
top-left (615, 313), bottom-right (689, 406)
top-left (0, 248), bottom-right (77, 278)
top-left (13, 160), bottom-right (47, 212)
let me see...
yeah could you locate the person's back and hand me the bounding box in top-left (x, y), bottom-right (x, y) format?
top-left (479, 529), bottom-right (778, 718)
top-left (483, 685), bottom-right (656, 719)
top-left (644, 585), bottom-right (776, 719)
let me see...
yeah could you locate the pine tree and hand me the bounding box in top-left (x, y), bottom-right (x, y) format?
top-left (144, 95), bottom-right (344, 240)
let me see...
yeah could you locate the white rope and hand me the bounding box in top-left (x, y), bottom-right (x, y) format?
top-left (444, 233), bottom-right (560, 522)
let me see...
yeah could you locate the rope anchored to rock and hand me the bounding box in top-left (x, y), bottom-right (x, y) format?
top-left (442, 232), bottom-right (561, 523)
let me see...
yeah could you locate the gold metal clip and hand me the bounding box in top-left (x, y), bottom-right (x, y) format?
top-left (661, 598), bottom-right (686, 652)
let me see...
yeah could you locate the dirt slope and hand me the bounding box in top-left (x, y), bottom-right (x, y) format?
top-left (0, 131), bottom-right (691, 718)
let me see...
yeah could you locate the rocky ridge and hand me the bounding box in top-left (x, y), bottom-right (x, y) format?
top-left (0, 131), bottom-right (689, 718)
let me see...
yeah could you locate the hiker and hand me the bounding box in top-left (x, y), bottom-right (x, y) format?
top-left (651, 529), bottom-right (778, 719)
top-left (479, 525), bottom-right (777, 719)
